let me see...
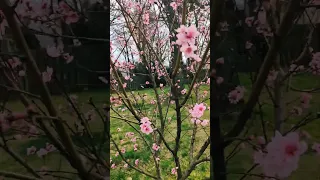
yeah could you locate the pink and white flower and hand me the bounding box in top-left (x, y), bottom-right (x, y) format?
top-left (253, 131), bottom-right (307, 179)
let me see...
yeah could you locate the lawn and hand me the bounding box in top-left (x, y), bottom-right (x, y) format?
top-left (3, 73), bottom-right (320, 180)
top-left (111, 72), bottom-right (320, 180)
top-left (0, 90), bottom-right (108, 180)
top-left (110, 85), bottom-right (210, 180)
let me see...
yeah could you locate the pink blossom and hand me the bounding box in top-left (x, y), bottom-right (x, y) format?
top-left (140, 123), bottom-right (153, 135)
top-left (180, 44), bottom-right (197, 58)
top-left (59, 1), bottom-right (71, 12)
top-left (62, 53), bottom-right (74, 64)
top-left (125, 76), bottom-right (130, 80)
top-left (245, 17), bottom-right (254, 27)
top-left (28, 125), bottom-right (39, 137)
top-left (8, 57), bottom-right (21, 68)
top-left (312, 143), bottom-right (320, 154)
top-left (85, 109), bottom-right (96, 121)
top-left (131, 137), bottom-right (137, 143)
top-left (170, 2), bottom-right (178, 10)
top-left (300, 92), bottom-right (312, 109)
top-left (46, 46), bottom-right (62, 58)
top-left (42, 66), bottom-right (53, 83)
top-left (152, 143), bottom-right (160, 151)
top-left (171, 167), bottom-right (178, 175)
top-left (140, 117), bottom-right (153, 135)
top-left (64, 12), bottom-right (79, 24)
top-left (37, 148), bottom-right (48, 157)
top-left (111, 164), bottom-right (116, 169)
top-left (175, 25), bottom-right (199, 46)
top-left (191, 118), bottom-right (202, 125)
top-left (27, 146), bottom-right (37, 155)
top-left (175, 25), bottom-right (187, 34)
top-left (125, 132), bottom-right (134, 138)
top-left (228, 86), bottom-right (246, 104)
top-left (201, 120), bottom-right (209, 127)
top-left (289, 64), bottom-right (300, 73)
top-left (45, 143), bottom-right (56, 152)
top-left (185, 25), bottom-right (200, 41)
top-left (133, 144), bottom-right (138, 151)
top-left (266, 70), bottom-right (278, 86)
top-left (291, 106), bottom-right (302, 116)
top-left (254, 131), bottom-right (307, 179)
top-left (181, 89), bottom-right (187, 95)
top-left (189, 103), bottom-right (206, 119)
top-left (141, 117), bottom-right (151, 125)
top-left (135, 159), bottom-right (139, 166)
top-left (143, 13), bottom-right (149, 25)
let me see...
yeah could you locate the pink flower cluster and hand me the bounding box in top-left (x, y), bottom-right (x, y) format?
top-left (289, 64), bottom-right (304, 74)
top-left (253, 131), bottom-right (307, 179)
top-left (140, 117), bottom-right (153, 135)
top-left (42, 66), bottom-right (53, 83)
top-left (228, 86), bottom-right (246, 104)
top-left (175, 25), bottom-right (201, 62)
top-left (300, 92), bottom-right (312, 109)
top-left (309, 52), bottom-right (320, 75)
top-left (27, 143), bottom-right (57, 157)
top-left (7, 57), bottom-right (22, 69)
top-left (189, 103), bottom-right (206, 118)
top-left (266, 70), bottom-right (278, 87)
top-left (312, 143), bottom-right (320, 154)
top-left (152, 143), bottom-right (160, 151)
top-left (171, 167), bottom-right (178, 175)
top-left (189, 103), bottom-right (209, 126)
top-left (58, 1), bottom-right (79, 24)
top-left (143, 13), bottom-right (149, 25)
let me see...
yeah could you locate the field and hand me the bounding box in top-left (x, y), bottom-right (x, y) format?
top-left (110, 85), bottom-right (210, 180)
top-left (2, 73), bottom-right (320, 180)
top-left (0, 90), bottom-right (108, 180)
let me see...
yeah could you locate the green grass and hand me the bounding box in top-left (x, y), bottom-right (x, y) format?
top-left (0, 90), bottom-right (108, 180)
top-left (110, 85), bottom-right (210, 180)
top-left (3, 73), bottom-right (320, 180)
